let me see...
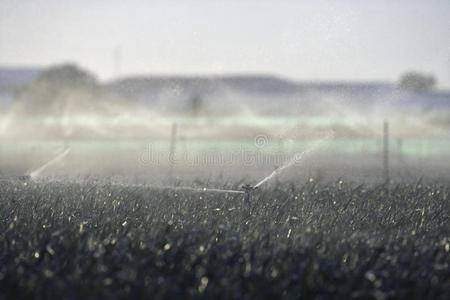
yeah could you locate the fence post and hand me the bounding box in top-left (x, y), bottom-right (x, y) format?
top-left (169, 123), bottom-right (177, 183)
top-left (383, 120), bottom-right (389, 181)
top-left (397, 137), bottom-right (403, 162)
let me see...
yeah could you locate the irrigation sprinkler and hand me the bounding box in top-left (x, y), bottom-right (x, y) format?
top-left (241, 184), bottom-right (258, 204)
top-left (0, 175), bottom-right (31, 182)
top-left (97, 130), bottom-right (333, 214)
top-left (18, 175), bottom-right (31, 181)
top-left (149, 131), bottom-right (333, 207)
top-left (1, 147), bottom-right (70, 183)
top-left (28, 147), bottom-right (71, 180)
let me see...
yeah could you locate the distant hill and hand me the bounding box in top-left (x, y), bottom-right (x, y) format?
top-left (0, 67), bottom-right (40, 91)
top-left (104, 75), bottom-right (449, 114)
top-left (105, 75), bottom-right (392, 97)
top-left (105, 75), bottom-right (300, 98)
top-left (0, 66), bottom-right (448, 113)
top-left (0, 67), bottom-right (40, 106)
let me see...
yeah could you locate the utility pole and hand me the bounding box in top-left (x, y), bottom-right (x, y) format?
top-left (113, 46), bottom-right (121, 78)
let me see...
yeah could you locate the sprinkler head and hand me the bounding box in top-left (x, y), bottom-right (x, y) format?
top-left (241, 184), bottom-right (257, 192)
top-left (18, 175), bottom-right (31, 181)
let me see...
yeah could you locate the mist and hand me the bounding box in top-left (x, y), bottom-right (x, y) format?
top-left (0, 63), bottom-right (449, 184)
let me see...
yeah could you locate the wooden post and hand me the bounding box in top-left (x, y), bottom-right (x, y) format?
top-left (168, 123), bottom-right (177, 183)
top-left (383, 120), bottom-right (389, 181)
top-left (397, 138), bottom-right (403, 162)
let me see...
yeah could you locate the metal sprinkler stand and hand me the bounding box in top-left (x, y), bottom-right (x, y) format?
top-left (241, 184), bottom-right (257, 205)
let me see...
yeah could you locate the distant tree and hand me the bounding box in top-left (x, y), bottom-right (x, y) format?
top-left (30, 63), bottom-right (99, 100)
top-left (17, 63), bottom-right (99, 113)
top-left (397, 72), bottom-right (436, 93)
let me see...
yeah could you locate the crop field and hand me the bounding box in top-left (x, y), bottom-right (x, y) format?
top-left (1, 179), bottom-right (449, 299)
top-left (2, 1), bottom-right (450, 299)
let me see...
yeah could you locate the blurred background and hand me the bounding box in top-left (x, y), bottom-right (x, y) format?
top-left (0, 0), bottom-right (449, 184)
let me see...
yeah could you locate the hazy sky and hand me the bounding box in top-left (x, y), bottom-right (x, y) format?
top-left (1, 0), bottom-right (449, 88)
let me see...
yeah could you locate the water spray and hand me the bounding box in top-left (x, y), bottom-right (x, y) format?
top-left (28, 147), bottom-right (71, 180)
top-left (253, 131), bottom-right (334, 189)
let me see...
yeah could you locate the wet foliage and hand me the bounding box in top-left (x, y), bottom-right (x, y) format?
top-left (0, 179), bottom-right (449, 299)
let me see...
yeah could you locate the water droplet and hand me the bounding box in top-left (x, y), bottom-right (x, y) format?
top-left (46, 245), bottom-right (55, 256)
top-left (365, 271), bottom-right (376, 282)
top-left (198, 277), bottom-right (208, 293)
top-left (271, 268), bottom-right (279, 278)
top-left (43, 269), bottom-right (54, 278)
